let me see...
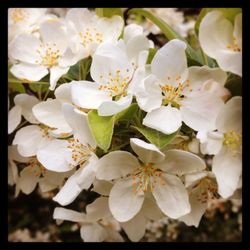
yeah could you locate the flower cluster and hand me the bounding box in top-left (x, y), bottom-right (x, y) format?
top-left (8, 8), bottom-right (242, 242)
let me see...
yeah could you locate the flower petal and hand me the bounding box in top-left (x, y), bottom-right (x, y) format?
top-left (97, 94), bottom-right (132, 116)
top-left (53, 207), bottom-right (86, 222)
top-left (54, 82), bottom-right (72, 103)
top-left (200, 131), bottom-right (223, 155)
top-left (80, 223), bottom-right (108, 242)
top-left (130, 138), bottom-right (165, 164)
top-left (120, 210), bottom-right (146, 242)
top-left (143, 105), bottom-right (182, 134)
top-left (13, 125), bottom-right (47, 157)
top-left (92, 179), bottom-right (113, 196)
top-left (37, 139), bottom-right (73, 172)
top-left (109, 178), bottom-right (145, 222)
top-left (216, 96), bottom-right (242, 133)
top-left (152, 173), bottom-right (190, 219)
top-left (234, 13), bottom-right (242, 50)
top-left (62, 103), bottom-right (96, 148)
top-left (71, 81), bottom-right (111, 109)
top-left (156, 149), bottom-right (206, 175)
top-left (124, 24), bottom-right (143, 43)
top-left (8, 105), bottom-right (22, 134)
top-left (49, 66), bottom-right (70, 90)
top-left (151, 39), bottom-right (187, 82)
top-left (212, 147), bottom-right (242, 198)
top-left (96, 151), bottom-right (139, 181)
top-left (180, 92), bottom-right (224, 132)
top-left (14, 93), bottom-right (39, 124)
top-left (10, 63), bottom-right (48, 82)
top-left (32, 99), bottom-right (72, 134)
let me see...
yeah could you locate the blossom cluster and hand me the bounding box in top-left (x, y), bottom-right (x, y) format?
top-left (8, 8), bottom-right (242, 242)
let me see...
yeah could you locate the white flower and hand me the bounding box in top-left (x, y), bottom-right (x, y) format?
top-left (8, 93), bottom-right (39, 134)
top-left (136, 39), bottom-right (224, 134)
top-left (36, 103), bottom-right (98, 205)
top-left (199, 96), bottom-right (242, 198)
top-left (53, 197), bottom-right (124, 242)
top-left (179, 171), bottom-right (219, 227)
top-left (96, 138), bottom-right (206, 222)
top-left (71, 35), bottom-right (150, 116)
top-left (9, 19), bottom-right (83, 90)
top-left (8, 8), bottom-right (48, 42)
top-left (199, 10), bottom-right (242, 76)
top-left (65, 8), bottom-right (124, 57)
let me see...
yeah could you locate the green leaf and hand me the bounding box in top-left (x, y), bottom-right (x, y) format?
top-left (128, 8), bottom-right (203, 66)
top-left (88, 103), bottom-right (139, 151)
top-left (146, 48), bottom-right (157, 64)
top-left (8, 67), bottom-right (25, 93)
top-left (95, 8), bottom-right (123, 18)
top-left (225, 73), bottom-right (242, 97)
top-left (195, 8), bottom-right (242, 35)
top-left (133, 125), bottom-right (178, 149)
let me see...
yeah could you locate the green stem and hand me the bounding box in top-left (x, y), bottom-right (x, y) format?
top-left (15, 120), bottom-right (28, 131)
top-left (201, 49), bottom-right (208, 66)
top-left (43, 89), bottom-right (50, 101)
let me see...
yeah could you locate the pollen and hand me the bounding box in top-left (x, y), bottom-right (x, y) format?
top-left (79, 27), bottom-right (104, 48)
top-left (226, 37), bottom-right (241, 52)
top-left (10, 8), bottom-right (29, 24)
top-left (223, 130), bottom-right (242, 156)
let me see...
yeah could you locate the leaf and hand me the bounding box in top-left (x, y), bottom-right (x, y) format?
top-left (225, 73), bottom-right (242, 97)
top-left (133, 125), bottom-right (178, 149)
top-left (128, 8), bottom-right (203, 66)
top-left (146, 48), bottom-right (157, 64)
top-left (88, 103), bottom-right (139, 151)
top-left (195, 8), bottom-right (242, 35)
top-left (95, 8), bottom-right (123, 18)
top-left (8, 67), bottom-right (25, 93)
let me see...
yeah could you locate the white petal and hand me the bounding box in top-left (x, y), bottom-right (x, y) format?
top-left (184, 171), bottom-right (209, 188)
top-left (32, 99), bottom-right (72, 134)
top-left (10, 63), bottom-right (48, 82)
top-left (199, 10), bottom-right (234, 59)
top-left (62, 103), bottom-right (96, 148)
top-left (96, 151), bottom-right (139, 181)
top-left (8, 145), bottom-right (29, 163)
top-left (40, 20), bottom-right (68, 54)
top-left (92, 179), bottom-right (113, 196)
top-left (96, 15), bottom-right (124, 43)
top-left (179, 191), bottom-right (207, 227)
top-left (109, 178), bottom-right (145, 222)
top-left (141, 195), bottom-right (164, 220)
top-left (53, 207), bottom-right (86, 222)
top-left (49, 66), bottom-right (70, 90)
top-left (216, 96), bottom-right (242, 133)
top-left (97, 95), bottom-right (132, 116)
top-left (213, 148), bottom-right (242, 198)
top-left (37, 139), bottom-right (73, 172)
top-left (90, 43), bottom-right (132, 85)
top-left (76, 154), bottom-right (99, 190)
top-left (80, 223), bottom-right (108, 242)
top-left (180, 92), bottom-right (224, 132)
top-left (86, 197), bottom-right (111, 221)
top-left (14, 93), bottom-right (39, 123)
top-left (156, 149), bottom-right (206, 175)
top-left (8, 105), bottom-right (22, 134)
top-left (152, 173), bottom-right (190, 219)
top-left (19, 166), bottom-right (40, 194)
top-left (234, 13), bottom-right (242, 50)
top-left (120, 210), bottom-right (146, 242)
top-left (13, 125), bottom-right (47, 157)
top-left (54, 82), bottom-right (72, 103)
top-left (130, 138), bottom-right (165, 164)
top-left (71, 81), bottom-right (111, 109)
top-left (124, 24), bottom-right (143, 43)
top-left (200, 131), bottom-right (223, 155)
top-left (143, 105), bottom-right (182, 134)
top-left (151, 39), bottom-right (187, 82)
top-left (135, 74), bottom-right (162, 112)
top-left (9, 33), bottom-right (41, 64)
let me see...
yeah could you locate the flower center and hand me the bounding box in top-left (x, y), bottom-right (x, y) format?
top-left (79, 27), bottom-right (103, 48)
top-left (29, 157), bottom-right (46, 177)
top-left (161, 76), bottom-right (192, 107)
top-left (191, 177), bottom-right (219, 203)
top-left (10, 9), bottom-right (29, 24)
top-left (39, 124), bottom-right (55, 139)
top-left (67, 138), bottom-right (94, 167)
top-left (223, 130), bottom-right (242, 156)
top-left (131, 163), bottom-right (165, 193)
top-left (226, 37), bottom-right (241, 52)
top-left (98, 69), bottom-right (131, 97)
top-left (36, 43), bottom-right (61, 68)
